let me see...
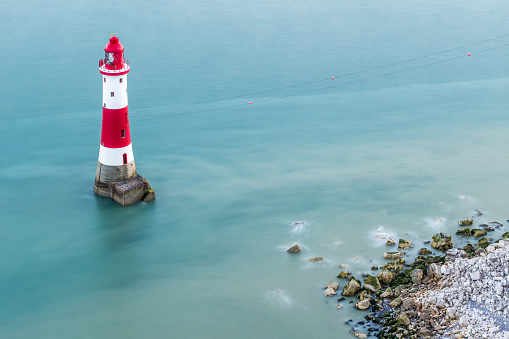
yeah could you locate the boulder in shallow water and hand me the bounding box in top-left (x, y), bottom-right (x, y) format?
top-left (418, 248), bottom-right (432, 255)
top-left (382, 257), bottom-right (405, 272)
top-left (472, 229), bottom-right (487, 237)
top-left (286, 244), bottom-right (302, 253)
top-left (456, 228), bottom-right (471, 236)
top-left (383, 251), bottom-right (403, 259)
top-left (398, 239), bottom-right (411, 250)
top-left (337, 271), bottom-right (351, 279)
top-left (327, 280), bottom-right (339, 291)
top-left (307, 256), bottom-right (323, 262)
top-left (355, 298), bottom-right (371, 310)
top-left (385, 238), bottom-right (396, 246)
top-left (324, 287), bottom-right (336, 296)
top-left (431, 232), bottom-right (452, 251)
top-left (363, 275), bottom-right (381, 292)
top-left (459, 219), bottom-right (473, 226)
top-left (342, 278), bottom-right (361, 296)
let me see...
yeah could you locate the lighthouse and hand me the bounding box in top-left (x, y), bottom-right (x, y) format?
top-left (94, 36), bottom-right (155, 206)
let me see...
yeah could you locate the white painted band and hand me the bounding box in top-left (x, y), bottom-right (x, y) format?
top-left (98, 144), bottom-right (134, 166)
top-left (103, 74), bottom-right (128, 109)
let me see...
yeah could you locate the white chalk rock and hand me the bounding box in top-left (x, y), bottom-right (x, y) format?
top-left (470, 271), bottom-right (481, 281)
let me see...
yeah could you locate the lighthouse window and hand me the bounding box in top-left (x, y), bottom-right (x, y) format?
top-left (119, 78), bottom-right (123, 83)
top-left (111, 92), bottom-right (114, 97)
top-left (105, 52), bottom-right (115, 65)
top-left (123, 153), bottom-right (128, 165)
top-left (121, 129), bottom-right (125, 138)
top-left (103, 103), bottom-right (106, 108)
top-left (103, 77), bottom-right (106, 83)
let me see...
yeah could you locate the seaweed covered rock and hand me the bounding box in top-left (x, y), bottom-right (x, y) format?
top-left (472, 229), bottom-right (487, 237)
top-left (337, 271), bottom-right (351, 279)
top-left (356, 289), bottom-right (370, 300)
top-left (396, 313), bottom-right (410, 326)
top-left (456, 228), bottom-right (471, 236)
top-left (411, 268), bottom-right (423, 284)
top-left (418, 248), bottom-right (432, 255)
top-left (477, 238), bottom-right (490, 249)
top-left (377, 270), bottom-right (394, 286)
top-left (431, 233), bottom-right (452, 251)
top-left (382, 257), bottom-right (405, 272)
top-left (363, 275), bottom-right (381, 292)
top-left (459, 219), bottom-right (473, 226)
top-left (342, 278), bottom-right (361, 296)
top-left (398, 239), bottom-right (411, 250)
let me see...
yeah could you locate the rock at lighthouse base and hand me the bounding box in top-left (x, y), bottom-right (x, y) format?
top-left (111, 174), bottom-right (155, 206)
top-left (95, 174), bottom-right (155, 206)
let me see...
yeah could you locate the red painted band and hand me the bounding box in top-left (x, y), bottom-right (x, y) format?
top-left (101, 106), bottom-right (131, 148)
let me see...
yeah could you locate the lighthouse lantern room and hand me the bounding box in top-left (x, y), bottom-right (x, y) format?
top-left (94, 36), bottom-right (155, 206)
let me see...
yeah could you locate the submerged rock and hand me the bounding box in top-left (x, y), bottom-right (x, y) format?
top-left (286, 244), bottom-right (302, 253)
top-left (307, 256), bottom-right (324, 262)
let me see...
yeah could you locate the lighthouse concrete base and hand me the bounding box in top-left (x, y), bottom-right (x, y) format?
top-left (94, 174), bottom-right (155, 206)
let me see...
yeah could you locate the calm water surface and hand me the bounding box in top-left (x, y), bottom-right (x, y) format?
top-left (1, 1), bottom-right (509, 338)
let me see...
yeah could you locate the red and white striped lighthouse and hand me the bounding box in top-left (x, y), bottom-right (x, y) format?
top-left (94, 36), bottom-right (154, 205)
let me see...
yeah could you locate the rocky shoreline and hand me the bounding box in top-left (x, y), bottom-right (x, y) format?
top-left (311, 214), bottom-right (509, 338)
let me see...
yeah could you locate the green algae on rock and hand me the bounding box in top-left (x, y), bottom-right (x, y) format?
top-left (431, 232), bottom-right (452, 251)
top-left (472, 229), bottom-right (487, 237)
top-left (456, 228), bottom-right (471, 236)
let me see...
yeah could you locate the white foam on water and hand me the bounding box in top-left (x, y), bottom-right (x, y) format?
top-left (368, 226), bottom-right (398, 247)
top-left (289, 221), bottom-right (310, 234)
top-left (302, 257), bottom-right (335, 269)
top-left (264, 289), bottom-right (294, 309)
top-left (423, 217), bottom-right (447, 230)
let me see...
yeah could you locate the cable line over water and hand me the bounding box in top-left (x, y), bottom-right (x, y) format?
top-left (133, 39), bottom-right (509, 122)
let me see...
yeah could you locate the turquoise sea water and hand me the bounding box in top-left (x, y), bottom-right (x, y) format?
top-left (2, 1), bottom-right (509, 337)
